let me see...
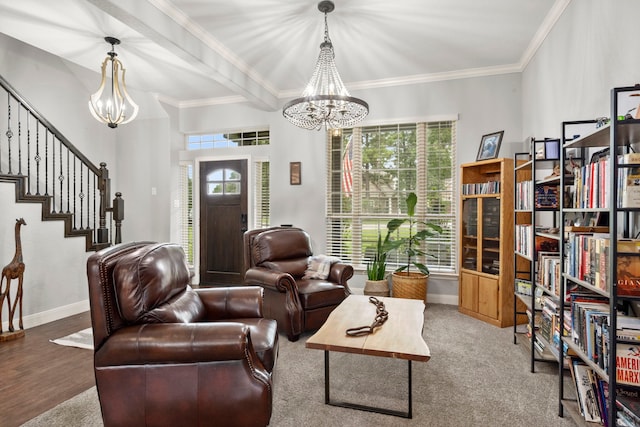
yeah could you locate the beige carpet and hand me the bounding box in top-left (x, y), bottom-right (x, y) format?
top-left (24, 304), bottom-right (576, 426)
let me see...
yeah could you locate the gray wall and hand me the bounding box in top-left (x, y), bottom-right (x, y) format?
top-left (3, 0), bottom-right (639, 326)
top-left (523, 0), bottom-right (640, 137)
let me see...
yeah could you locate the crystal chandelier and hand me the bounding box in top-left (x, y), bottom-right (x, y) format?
top-left (88, 37), bottom-right (139, 128)
top-left (283, 1), bottom-right (369, 130)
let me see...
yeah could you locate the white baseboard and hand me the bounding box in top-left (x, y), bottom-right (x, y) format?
top-left (2, 300), bottom-right (90, 331)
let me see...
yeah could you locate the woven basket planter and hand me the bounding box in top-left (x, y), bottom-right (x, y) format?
top-left (363, 279), bottom-right (390, 297)
top-left (391, 271), bottom-right (428, 304)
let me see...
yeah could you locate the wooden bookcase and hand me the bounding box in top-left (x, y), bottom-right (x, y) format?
top-left (459, 157), bottom-right (516, 327)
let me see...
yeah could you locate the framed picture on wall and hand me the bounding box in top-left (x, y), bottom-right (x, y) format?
top-left (290, 162), bottom-right (301, 185)
top-left (476, 131), bottom-right (504, 161)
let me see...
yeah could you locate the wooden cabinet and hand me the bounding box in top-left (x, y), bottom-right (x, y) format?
top-left (458, 158), bottom-right (515, 327)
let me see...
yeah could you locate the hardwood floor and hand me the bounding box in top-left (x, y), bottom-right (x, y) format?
top-left (0, 312), bottom-right (94, 427)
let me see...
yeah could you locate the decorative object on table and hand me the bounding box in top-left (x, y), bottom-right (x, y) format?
top-left (0, 218), bottom-right (27, 341)
top-left (345, 296), bottom-right (389, 336)
top-left (88, 36), bottom-right (139, 128)
top-left (364, 228), bottom-right (391, 297)
top-left (386, 193), bottom-right (442, 303)
top-left (476, 130), bottom-right (504, 161)
top-left (282, 1), bottom-right (368, 130)
top-left (290, 161), bottom-right (301, 185)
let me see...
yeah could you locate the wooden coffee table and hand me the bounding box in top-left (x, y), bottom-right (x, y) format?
top-left (305, 295), bottom-right (430, 418)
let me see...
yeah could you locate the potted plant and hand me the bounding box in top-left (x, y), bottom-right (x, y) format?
top-left (364, 230), bottom-right (391, 297)
top-left (386, 192), bottom-right (442, 303)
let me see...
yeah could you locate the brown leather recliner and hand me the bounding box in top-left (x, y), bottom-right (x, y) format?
top-left (243, 227), bottom-right (353, 342)
top-left (87, 241), bottom-right (278, 427)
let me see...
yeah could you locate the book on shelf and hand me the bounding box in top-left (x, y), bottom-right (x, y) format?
top-left (571, 359), bottom-right (603, 423)
top-left (534, 184), bottom-right (559, 208)
top-left (617, 394), bottom-right (640, 426)
top-left (462, 180), bottom-right (500, 195)
top-left (617, 343), bottom-right (640, 386)
top-left (516, 180), bottom-right (532, 210)
top-left (570, 156), bottom-right (611, 209)
top-left (535, 235), bottom-right (559, 252)
top-left (618, 251), bottom-right (640, 297)
top-left (515, 279), bottom-right (532, 296)
top-left (622, 172), bottom-right (640, 208)
top-left (537, 251), bottom-right (561, 296)
top-left (618, 328), bottom-right (640, 343)
top-left (619, 154), bottom-right (640, 208)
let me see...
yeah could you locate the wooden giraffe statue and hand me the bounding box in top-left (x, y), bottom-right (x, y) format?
top-left (0, 218), bottom-right (26, 335)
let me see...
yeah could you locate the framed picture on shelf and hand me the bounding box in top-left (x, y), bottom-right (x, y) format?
top-left (534, 139), bottom-right (560, 160)
top-left (476, 131), bottom-right (504, 161)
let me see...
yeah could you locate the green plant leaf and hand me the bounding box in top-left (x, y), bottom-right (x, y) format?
top-left (406, 192), bottom-right (417, 217)
top-left (387, 218), bottom-right (405, 233)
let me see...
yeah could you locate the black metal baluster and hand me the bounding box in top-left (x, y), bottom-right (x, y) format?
top-left (17, 105), bottom-right (22, 175)
top-left (0, 92), bottom-right (13, 175)
top-left (79, 162), bottom-right (84, 229)
top-left (58, 138), bottom-right (63, 212)
top-left (66, 149), bottom-right (70, 213)
top-left (26, 114), bottom-right (31, 194)
top-left (6, 94), bottom-right (13, 174)
top-left (92, 173), bottom-right (97, 242)
top-left (35, 121), bottom-right (40, 195)
top-left (72, 154), bottom-right (77, 230)
top-left (44, 128), bottom-right (49, 196)
top-left (51, 132), bottom-right (55, 212)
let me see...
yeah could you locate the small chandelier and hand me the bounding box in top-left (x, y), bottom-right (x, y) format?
top-left (88, 37), bottom-right (139, 128)
top-left (283, 1), bottom-right (369, 130)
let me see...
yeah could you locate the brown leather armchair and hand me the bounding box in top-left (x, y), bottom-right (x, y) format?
top-left (87, 241), bottom-right (278, 427)
top-left (243, 227), bottom-right (353, 342)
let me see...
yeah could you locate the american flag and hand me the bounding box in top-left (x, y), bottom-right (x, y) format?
top-left (342, 136), bottom-right (353, 196)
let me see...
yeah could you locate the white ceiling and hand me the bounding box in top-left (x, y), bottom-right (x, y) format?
top-left (0, 0), bottom-right (567, 110)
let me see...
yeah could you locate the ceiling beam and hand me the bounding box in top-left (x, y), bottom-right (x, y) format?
top-left (86, 0), bottom-right (279, 111)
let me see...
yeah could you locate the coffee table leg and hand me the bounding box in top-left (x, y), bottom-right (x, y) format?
top-left (323, 350), bottom-right (413, 418)
top-left (324, 350), bottom-right (330, 404)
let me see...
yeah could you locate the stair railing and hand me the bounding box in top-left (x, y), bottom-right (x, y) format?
top-left (0, 73), bottom-right (123, 249)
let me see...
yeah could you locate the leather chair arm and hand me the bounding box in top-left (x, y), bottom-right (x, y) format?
top-left (245, 267), bottom-right (299, 294)
top-left (194, 286), bottom-right (264, 319)
top-left (94, 323), bottom-right (255, 366)
top-left (328, 262), bottom-right (354, 285)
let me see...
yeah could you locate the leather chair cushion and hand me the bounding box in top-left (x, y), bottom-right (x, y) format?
top-left (252, 229), bottom-right (312, 266)
top-left (296, 279), bottom-right (346, 310)
top-left (113, 243), bottom-right (204, 323)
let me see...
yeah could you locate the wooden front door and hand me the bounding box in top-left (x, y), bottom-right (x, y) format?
top-left (199, 159), bottom-right (248, 285)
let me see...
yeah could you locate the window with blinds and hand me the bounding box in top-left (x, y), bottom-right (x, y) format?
top-left (326, 121), bottom-right (457, 273)
top-left (253, 161), bottom-right (270, 229)
top-left (179, 164), bottom-right (194, 266)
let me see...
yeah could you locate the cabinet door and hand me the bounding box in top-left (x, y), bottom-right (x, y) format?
top-left (478, 276), bottom-right (499, 319)
top-left (461, 198), bottom-right (478, 271)
top-left (481, 197), bottom-right (501, 275)
top-left (460, 272), bottom-right (478, 312)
